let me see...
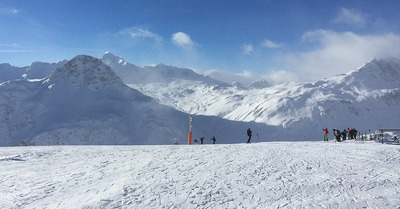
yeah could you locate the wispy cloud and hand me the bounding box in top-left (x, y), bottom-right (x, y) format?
top-left (205, 69), bottom-right (256, 85)
top-left (98, 26), bottom-right (164, 53)
top-left (0, 7), bottom-right (19, 15)
top-left (172, 32), bottom-right (194, 49)
top-left (0, 49), bottom-right (35, 53)
top-left (333, 7), bottom-right (366, 26)
top-left (261, 40), bottom-right (282, 49)
top-left (119, 27), bottom-right (162, 42)
top-left (0, 43), bottom-right (35, 53)
top-left (242, 44), bottom-right (254, 54)
top-left (280, 30), bottom-right (400, 81)
top-left (264, 70), bottom-right (300, 85)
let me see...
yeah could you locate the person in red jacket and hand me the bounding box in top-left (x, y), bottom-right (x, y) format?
top-left (323, 128), bottom-right (329, 141)
top-left (347, 128), bottom-right (351, 139)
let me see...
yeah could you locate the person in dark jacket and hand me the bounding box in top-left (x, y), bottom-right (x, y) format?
top-left (354, 128), bottom-right (358, 139)
top-left (350, 128), bottom-right (354, 139)
top-left (341, 129), bottom-right (347, 141)
top-left (333, 129), bottom-right (341, 142)
top-left (247, 128), bottom-right (252, 143)
top-left (200, 137), bottom-right (204, 144)
top-left (210, 136), bottom-right (216, 144)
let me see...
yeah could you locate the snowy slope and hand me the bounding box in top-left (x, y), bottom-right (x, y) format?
top-left (1, 141), bottom-right (399, 208)
top-left (131, 58), bottom-right (400, 140)
top-left (0, 55), bottom-right (274, 146)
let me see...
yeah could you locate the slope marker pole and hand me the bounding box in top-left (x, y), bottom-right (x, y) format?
top-left (188, 114), bottom-right (192, 145)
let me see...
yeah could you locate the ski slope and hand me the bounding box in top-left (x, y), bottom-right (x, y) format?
top-left (1, 141), bottom-right (399, 208)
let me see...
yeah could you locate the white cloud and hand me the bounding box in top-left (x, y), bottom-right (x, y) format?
top-left (261, 40), bottom-right (282, 49)
top-left (205, 69), bottom-right (256, 85)
top-left (243, 44), bottom-right (254, 54)
top-left (333, 7), bottom-right (366, 26)
top-left (0, 49), bottom-right (35, 53)
top-left (119, 27), bottom-right (162, 42)
top-left (281, 30), bottom-right (400, 81)
top-left (0, 7), bottom-right (19, 15)
top-left (265, 70), bottom-right (301, 85)
top-left (172, 32), bottom-right (194, 49)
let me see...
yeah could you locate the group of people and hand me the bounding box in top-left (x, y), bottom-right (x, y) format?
top-left (193, 136), bottom-right (216, 145)
top-left (190, 128), bottom-right (253, 145)
top-left (323, 128), bottom-right (358, 142)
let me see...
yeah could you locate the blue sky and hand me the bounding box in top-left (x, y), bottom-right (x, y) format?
top-left (1, 0), bottom-right (400, 83)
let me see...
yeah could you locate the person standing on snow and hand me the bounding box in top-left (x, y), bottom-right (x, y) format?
top-left (342, 129), bottom-right (347, 141)
top-left (350, 128), bottom-right (354, 139)
top-left (247, 128), bottom-right (252, 143)
top-left (210, 136), bottom-right (216, 144)
top-left (347, 128), bottom-right (351, 139)
top-left (200, 137), bottom-right (204, 144)
top-left (323, 128), bottom-right (329, 141)
top-left (333, 129), bottom-right (341, 142)
top-left (354, 128), bottom-right (358, 140)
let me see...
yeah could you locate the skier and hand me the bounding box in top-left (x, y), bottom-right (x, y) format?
top-left (210, 136), bottom-right (216, 144)
top-left (341, 129), bottom-right (347, 141)
top-left (200, 137), bottom-right (204, 144)
top-left (247, 128), bottom-right (252, 143)
top-left (350, 128), bottom-right (358, 140)
top-left (323, 128), bottom-right (329, 141)
top-left (333, 129), bottom-right (341, 142)
top-left (194, 139), bottom-right (199, 145)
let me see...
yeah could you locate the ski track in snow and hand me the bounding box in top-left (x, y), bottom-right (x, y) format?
top-left (1, 141), bottom-right (400, 209)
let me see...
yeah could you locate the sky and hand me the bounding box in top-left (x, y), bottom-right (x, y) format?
top-left (1, 0), bottom-right (400, 84)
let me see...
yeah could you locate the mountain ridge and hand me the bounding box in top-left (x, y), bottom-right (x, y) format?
top-left (100, 52), bottom-right (229, 86)
top-left (0, 55), bottom-right (274, 146)
top-left (0, 54), bottom-right (399, 145)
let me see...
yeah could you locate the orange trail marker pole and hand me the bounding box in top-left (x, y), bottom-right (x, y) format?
top-left (188, 114), bottom-right (192, 145)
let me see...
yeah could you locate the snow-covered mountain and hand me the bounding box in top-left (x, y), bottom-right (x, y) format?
top-left (100, 52), bottom-right (228, 86)
top-left (0, 55), bottom-right (273, 146)
top-left (0, 63), bottom-right (25, 83)
top-left (0, 61), bottom-right (66, 83)
top-left (1, 53), bottom-right (399, 145)
top-left (122, 58), bottom-right (400, 140)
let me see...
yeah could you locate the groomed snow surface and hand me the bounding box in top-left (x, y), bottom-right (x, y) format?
top-left (1, 141), bottom-right (399, 208)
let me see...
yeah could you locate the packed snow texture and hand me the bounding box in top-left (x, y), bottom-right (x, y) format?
top-left (1, 141), bottom-right (399, 208)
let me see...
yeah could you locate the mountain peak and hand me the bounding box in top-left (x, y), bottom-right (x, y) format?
top-left (100, 52), bottom-right (126, 65)
top-left (344, 57), bottom-right (400, 89)
top-left (48, 55), bottom-right (123, 90)
top-left (249, 79), bottom-right (271, 89)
